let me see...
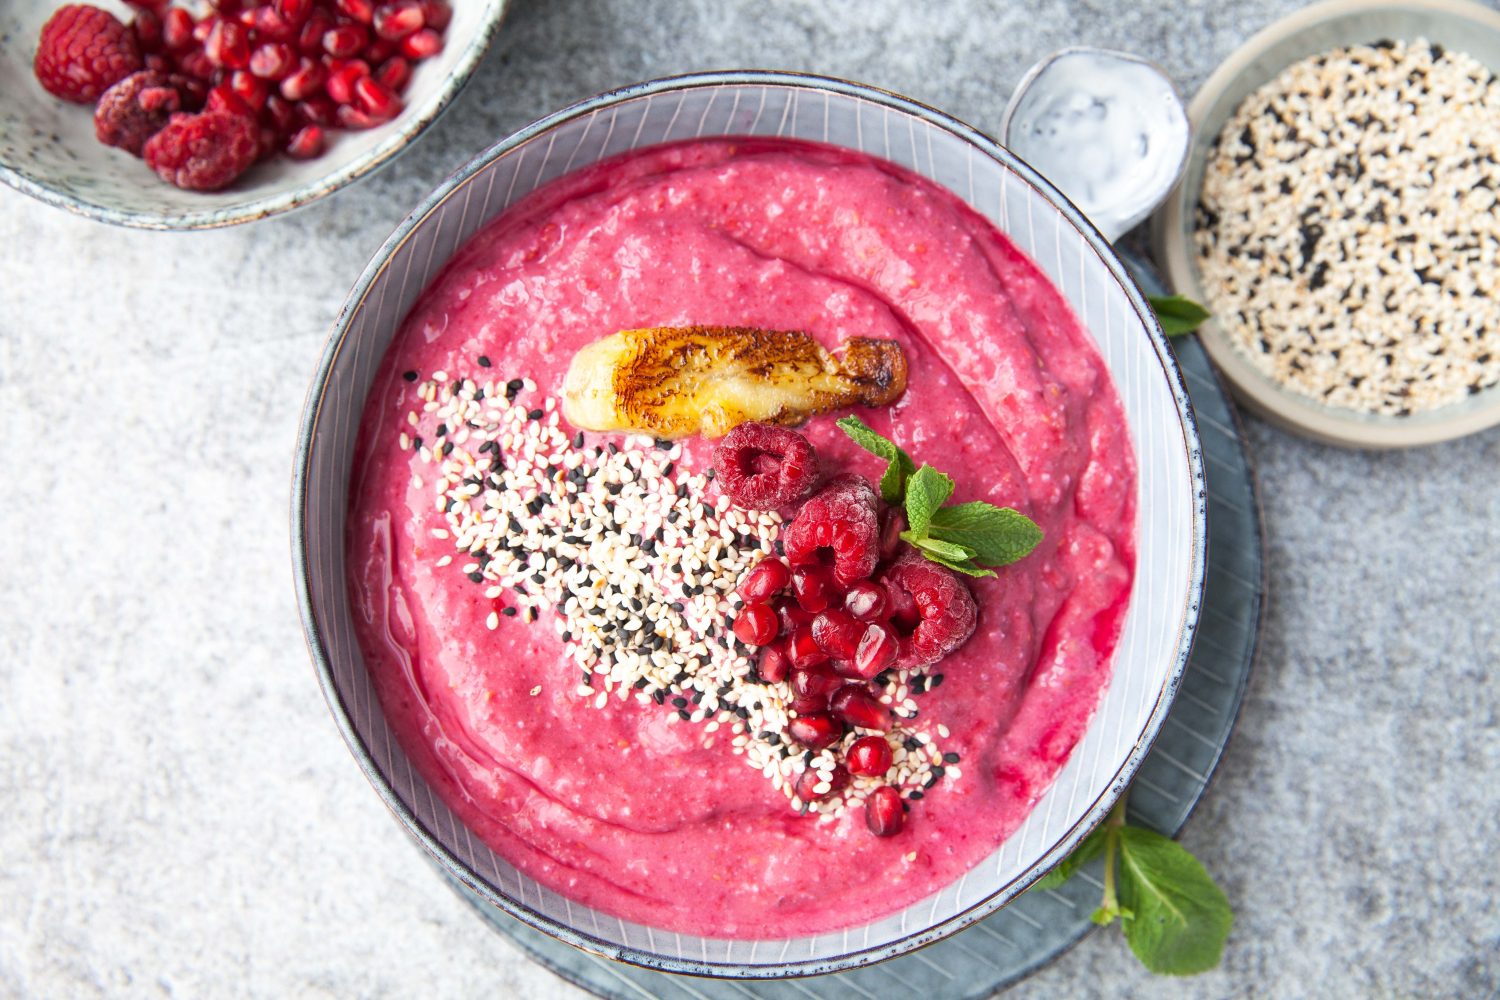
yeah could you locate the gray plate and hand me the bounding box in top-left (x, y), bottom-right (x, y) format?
top-left (439, 251), bottom-right (1263, 997)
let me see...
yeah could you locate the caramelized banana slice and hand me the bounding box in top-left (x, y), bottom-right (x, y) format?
top-left (561, 326), bottom-right (907, 439)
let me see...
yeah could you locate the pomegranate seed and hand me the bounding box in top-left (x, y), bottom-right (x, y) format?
top-left (738, 558), bottom-right (792, 603)
top-left (143, 52), bottom-right (170, 72)
top-left (732, 603), bottom-right (778, 647)
top-left (133, 10), bottom-right (163, 52)
top-left (375, 56), bottom-right (410, 93)
top-left (295, 93), bottom-right (337, 126)
top-left (353, 74), bottom-right (401, 120)
top-left (275, 0), bottom-right (313, 24)
top-left (400, 27), bottom-right (442, 59)
top-left (254, 122), bottom-right (278, 162)
top-left (163, 8), bottom-right (195, 49)
top-left (879, 507), bottom-right (906, 560)
top-left (811, 609), bottom-right (863, 660)
top-left (284, 123), bottom-right (324, 159)
top-left (830, 685), bottom-right (893, 732)
top-left (789, 666), bottom-right (841, 716)
top-left (794, 763), bottom-right (849, 803)
top-left (335, 103), bottom-right (379, 129)
top-left (236, 8), bottom-right (258, 27)
top-left (786, 713), bottom-right (843, 752)
top-left (229, 70), bottom-right (268, 110)
top-left (321, 23), bottom-right (367, 58)
top-left (263, 94), bottom-right (297, 134)
top-left (335, 0), bottom-right (375, 24)
top-left (363, 37), bottom-right (396, 62)
top-left (251, 8), bottom-right (296, 42)
top-left (373, 0), bottom-right (424, 39)
top-left (209, 0), bottom-right (242, 13)
top-left (865, 786), bottom-right (905, 837)
top-left (192, 16), bottom-right (217, 44)
top-left (206, 19), bottom-right (250, 69)
top-left (207, 84), bottom-right (255, 118)
top-left (280, 57), bottom-right (326, 101)
top-left (851, 622), bottom-right (898, 679)
top-left (791, 565), bottom-right (838, 613)
top-left (846, 735), bottom-right (893, 777)
top-left (249, 41), bottom-right (295, 79)
top-left (298, 11), bottom-right (335, 53)
top-left (419, 0), bottom-right (451, 30)
top-left (324, 62), bottom-right (368, 104)
top-left (775, 599), bottom-right (814, 636)
top-left (756, 642), bottom-right (790, 684)
top-left (786, 627), bottom-right (828, 671)
top-left (843, 580), bottom-right (887, 621)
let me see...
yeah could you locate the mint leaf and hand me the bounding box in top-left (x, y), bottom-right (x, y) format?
top-left (1033, 823), bottom-right (1109, 891)
top-left (836, 416), bottom-right (915, 505)
top-left (1115, 825), bottom-right (1233, 975)
top-left (902, 464), bottom-right (953, 537)
top-left (904, 534), bottom-right (974, 563)
top-left (919, 551), bottom-right (997, 578)
top-left (928, 501), bottom-right (1043, 567)
top-left (1147, 295), bottom-right (1211, 337)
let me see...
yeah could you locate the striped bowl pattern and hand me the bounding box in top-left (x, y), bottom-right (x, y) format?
top-left (293, 72), bottom-right (1207, 977)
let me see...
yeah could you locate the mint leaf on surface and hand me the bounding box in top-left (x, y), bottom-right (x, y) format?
top-left (928, 501), bottom-right (1043, 567)
top-left (1116, 825), bottom-right (1233, 975)
top-left (919, 552), bottom-right (997, 578)
top-left (902, 464), bottom-right (954, 537)
top-left (1147, 294), bottom-right (1212, 337)
top-left (1033, 823), bottom-right (1109, 891)
top-left (836, 415), bottom-right (915, 504)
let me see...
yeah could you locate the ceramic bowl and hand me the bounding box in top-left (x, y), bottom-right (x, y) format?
top-left (293, 71), bottom-right (1207, 977)
top-left (0, 0), bottom-right (508, 229)
top-left (1153, 0), bottom-right (1500, 448)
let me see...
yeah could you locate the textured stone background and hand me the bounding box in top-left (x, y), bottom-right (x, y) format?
top-left (3, 0), bottom-right (1498, 996)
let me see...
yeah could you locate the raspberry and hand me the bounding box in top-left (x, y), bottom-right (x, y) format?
top-left (713, 422), bottom-right (820, 511)
top-left (143, 110), bottom-right (258, 191)
top-left (94, 70), bottom-right (198, 156)
top-left (880, 550), bottom-right (979, 667)
top-left (781, 474), bottom-right (880, 585)
top-left (35, 5), bottom-right (144, 103)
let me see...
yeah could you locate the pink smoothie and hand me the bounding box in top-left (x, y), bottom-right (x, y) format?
top-left (346, 138), bottom-right (1136, 938)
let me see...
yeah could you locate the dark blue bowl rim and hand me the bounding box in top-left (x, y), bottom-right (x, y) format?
top-left (290, 69), bottom-right (1208, 979)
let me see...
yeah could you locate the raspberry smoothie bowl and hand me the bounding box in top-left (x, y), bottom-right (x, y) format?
top-left (296, 74), bottom-right (1204, 976)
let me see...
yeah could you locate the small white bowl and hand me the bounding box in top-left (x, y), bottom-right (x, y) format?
top-left (0, 0), bottom-right (508, 229)
top-left (1153, 0), bottom-right (1500, 448)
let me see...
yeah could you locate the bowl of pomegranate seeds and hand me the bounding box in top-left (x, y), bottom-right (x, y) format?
top-left (0, 0), bottom-right (507, 228)
top-left (294, 72), bottom-right (1207, 975)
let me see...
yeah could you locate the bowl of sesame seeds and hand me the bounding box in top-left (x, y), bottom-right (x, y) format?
top-left (1154, 0), bottom-right (1500, 447)
top-left (295, 72), bottom-right (1205, 977)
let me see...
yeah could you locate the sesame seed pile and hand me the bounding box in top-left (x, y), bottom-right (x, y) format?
top-left (1194, 39), bottom-right (1500, 415)
top-left (399, 364), bottom-right (959, 819)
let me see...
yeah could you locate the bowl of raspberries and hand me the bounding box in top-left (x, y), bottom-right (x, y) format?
top-left (0, 0), bottom-right (508, 228)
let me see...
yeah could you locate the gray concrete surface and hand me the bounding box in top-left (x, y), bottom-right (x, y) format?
top-left (2, 0), bottom-right (1498, 996)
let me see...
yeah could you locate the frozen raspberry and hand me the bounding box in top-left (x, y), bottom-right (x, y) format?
top-left (94, 70), bottom-right (199, 156)
top-left (34, 5), bottom-right (144, 103)
top-left (880, 549), bottom-right (979, 667)
top-left (713, 422), bottom-right (820, 511)
top-left (143, 110), bottom-right (258, 191)
top-left (782, 474), bottom-right (881, 585)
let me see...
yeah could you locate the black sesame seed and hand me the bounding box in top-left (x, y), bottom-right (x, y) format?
top-left (501, 607), bottom-right (517, 617)
top-left (672, 697), bottom-right (688, 708)
top-left (677, 710), bottom-right (691, 721)
top-left (943, 752), bottom-right (960, 764)
top-left (467, 571), bottom-right (484, 584)
top-left (402, 370), bottom-right (418, 382)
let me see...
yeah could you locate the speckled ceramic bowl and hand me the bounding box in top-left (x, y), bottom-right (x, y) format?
top-left (0, 0), bottom-right (508, 229)
top-left (1154, 0), bottom-right (1500, 447)
top-left (294, 71), bottom-right (1207, 977)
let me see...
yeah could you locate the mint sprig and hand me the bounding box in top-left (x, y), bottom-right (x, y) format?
top-left (836, 417), bottom-right (1042, 576)
top-left (836, 415), bottom-right (916, 504)
top-left (1033, 796), bottom-right (1232, 976)
top-left (1147, 294), bottom-right (1212, 337)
